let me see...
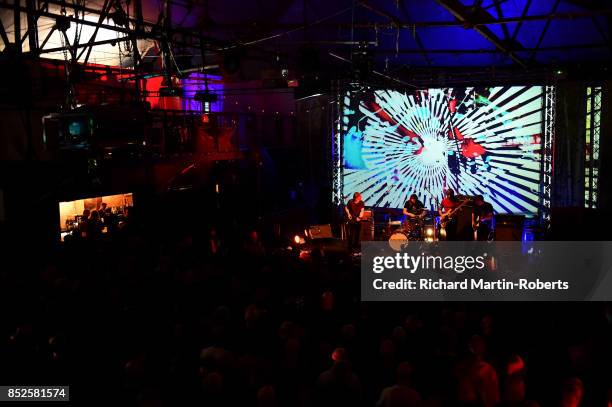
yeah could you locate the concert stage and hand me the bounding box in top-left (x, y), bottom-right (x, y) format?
top-left (331, 86), bottom-right (554, 236)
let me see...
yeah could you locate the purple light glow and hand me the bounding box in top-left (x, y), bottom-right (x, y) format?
top-left (181, 73), bottom-right (223, 112)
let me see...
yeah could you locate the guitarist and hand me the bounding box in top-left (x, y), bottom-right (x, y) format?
top-left (403, 193), bottom-right (425, 219)
top-left (345, 192), bottom-right (365, 253)
top-left (472, 195), bottom-right (494, 241)
top-left (439, 188), bottom-right (460, 240)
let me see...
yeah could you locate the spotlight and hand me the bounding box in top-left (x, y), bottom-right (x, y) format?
top-left (553, 68), bottom-right (568, 79)
top-left (54, 16), bottom-right (71, 32)
top-left (425, 227), bottom-right (434, 237)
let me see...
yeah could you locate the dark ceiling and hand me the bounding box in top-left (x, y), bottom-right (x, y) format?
top-left (2, 0), bottom-right (610, 86)
top-left (179, 0), bottom-right (612, 67)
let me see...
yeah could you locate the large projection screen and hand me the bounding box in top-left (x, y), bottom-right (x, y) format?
top-left (341, 86), bottom-right (545, 215)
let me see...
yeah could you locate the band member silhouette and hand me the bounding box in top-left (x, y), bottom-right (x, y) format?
top-left (345, 192), bottom-right (365, 252)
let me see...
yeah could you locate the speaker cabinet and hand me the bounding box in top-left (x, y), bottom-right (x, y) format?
top-left (360, 220), bottom-right (375, 241)
top-left (308, 224), bottom-right (333, 239)
top-left (494, 214), bottom-right (525, 241)
top-left (455, 205), bottom-right (474, 240)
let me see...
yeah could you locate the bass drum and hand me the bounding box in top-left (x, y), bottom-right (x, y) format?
top-left (404, 219), bottom-right (424, 241)
top-left (388, 232), bottom-right (408, 252)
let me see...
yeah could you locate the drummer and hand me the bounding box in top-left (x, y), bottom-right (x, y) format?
top-left (403, 193), bottom-right (426, 220)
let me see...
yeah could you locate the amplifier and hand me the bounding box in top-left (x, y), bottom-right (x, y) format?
top-left (454, 205), bottom-right (474, 240)
top-left (494, 214), bottom-right (525, 241)
top-left (360, 219), bottom-right (375, 241)
top-left (308, 224), bottom-right (333, 239)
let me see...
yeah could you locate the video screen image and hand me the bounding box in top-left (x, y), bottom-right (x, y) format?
top-left (342, 86), bottom-right (545, 214)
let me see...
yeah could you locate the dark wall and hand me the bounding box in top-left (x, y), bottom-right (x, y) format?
top-left (295, 94), bottom-right (333, 223)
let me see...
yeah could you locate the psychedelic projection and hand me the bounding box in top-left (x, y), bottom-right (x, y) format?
top-left (342, 86), bottom-right (544, 214)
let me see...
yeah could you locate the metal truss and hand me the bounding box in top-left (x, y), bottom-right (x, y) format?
top-left (585, 85), bottom-right (602, 209)
top-left (331, 80), bottom-right (344, 207)
top-left (541, 85), bottom-right (555, 225)
top-left (434, 0), bottom-right (527, 68)
top-left (3, 0), bottom-right (609, 63)
top-left (0, 0), bottom-right (220, 69)
top-left (0, 0), bottom-right (226, 108)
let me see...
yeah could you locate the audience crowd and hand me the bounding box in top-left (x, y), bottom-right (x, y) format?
top-left (1, 208), bottom-right (611, 406)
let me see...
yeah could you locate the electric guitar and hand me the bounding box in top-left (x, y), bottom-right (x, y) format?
top-left (344, 206), bottom-right (364, 224)
top-left (440, 199), bottom-right (471, 228)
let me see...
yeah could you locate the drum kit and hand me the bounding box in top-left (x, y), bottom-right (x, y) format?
top-left (386, 209), bottom-right (434, 250)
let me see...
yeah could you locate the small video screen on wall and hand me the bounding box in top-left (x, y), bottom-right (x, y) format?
top-left (58, 193), bottom-right (134, 241)
top-left (342, 86), bottom-right (544, 215)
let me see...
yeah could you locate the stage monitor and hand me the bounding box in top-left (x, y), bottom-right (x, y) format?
top-left (340, 86), bottom-right (547, 215)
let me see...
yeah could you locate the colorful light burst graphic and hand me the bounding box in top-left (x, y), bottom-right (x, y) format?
top-left (342, 86), bottom-right (544, 214)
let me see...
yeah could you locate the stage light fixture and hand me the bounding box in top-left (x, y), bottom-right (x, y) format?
top-left (194, 91), bottom-right (218, 103)
top-left (54, 16), bottom-right (71, 32)
top-left (426, 227), bottom-right (434, 237)
top-left (159, 87), bottom-right (183, 97)
top-left (110, 9), bottom-right (129, 27)
top-left (553, 68), bottom-right (568, 79)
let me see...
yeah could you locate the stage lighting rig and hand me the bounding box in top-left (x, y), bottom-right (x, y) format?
top-left (194, 91), bottom-right (218, 103)
top-left (351, 42), bottom-right (373, 82)
top-left (159, 75), bottom-right (183, 97)
top-left (110, 0), bottom-right (129, 27)
top-left (553, 67), bottom-right (568, 80)
top-left (159, 87), bottom-right (184, 97)
top-left (54, 15), bottom-right (71, 32)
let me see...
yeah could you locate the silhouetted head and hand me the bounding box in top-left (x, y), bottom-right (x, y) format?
top-left (506, 354), bottom-right (525, 375)
top-left (560, 377), bottom-right (583, 407)
top-left (396, 362), bottom-right (413, 385)
top-left (468, 334), bottom-right (486, 358)
top-left (331, 347), bottom-right (348, 364)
